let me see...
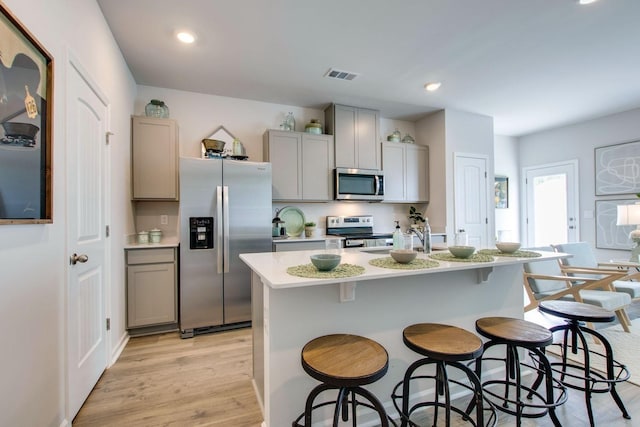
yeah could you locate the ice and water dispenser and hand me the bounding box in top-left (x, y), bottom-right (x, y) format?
top-left (189, 217), bottom-right (214, 249)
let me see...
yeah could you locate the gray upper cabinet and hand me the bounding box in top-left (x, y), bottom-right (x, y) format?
top-left (324, 104), bottom-right (380, 171)
top-left (263, 130), bottom-right (334, 201)
top-left (131, 116), bottom-right (179, 200)
top-left (382, 142), bottom-right (429, 203)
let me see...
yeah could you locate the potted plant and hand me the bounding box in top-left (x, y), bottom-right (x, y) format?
top-left (408, 206), bottom-right (426, 228)
top-left (304, 221), bottom-right (316, 237)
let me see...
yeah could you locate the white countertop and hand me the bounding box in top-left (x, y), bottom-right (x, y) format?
top-left (123, 235), bottom-right (179, 249)
top-left (272, 234), bottom-right (341, 243)
top-left (240, 247), bottom-right (562, 289)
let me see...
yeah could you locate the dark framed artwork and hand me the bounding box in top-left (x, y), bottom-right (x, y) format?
top-left (594, 139), bottom-right (640, 196)
top-left (0, 4), bottom-right (53, 224)
top-left (495, 176), bottom-right (508, 209)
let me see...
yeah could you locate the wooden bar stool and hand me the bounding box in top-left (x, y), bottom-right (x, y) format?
top-left (292, 334), bottom-right (394, 427)
top-left (391, 323), bottom-right (496, 427)
top-left (532, 300), bottom-right (631, 427)
top-left (474, 317), bottom-right (567, 427)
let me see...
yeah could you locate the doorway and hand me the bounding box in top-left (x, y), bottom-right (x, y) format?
top-left (523, 160), bottom-right (579, 246)
top-left (66, 56), bottom-right (111, 419)
top-left (454, 153), bottom-right (489, 248)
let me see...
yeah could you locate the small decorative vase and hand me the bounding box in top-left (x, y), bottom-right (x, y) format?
top-left (305, 227), bottom-right (315, 238)
top-left (145, 99), bottom-right (170, 118)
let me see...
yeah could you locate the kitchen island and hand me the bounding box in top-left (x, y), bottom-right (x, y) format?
top-left (240, 247), bottom-right (562, 427)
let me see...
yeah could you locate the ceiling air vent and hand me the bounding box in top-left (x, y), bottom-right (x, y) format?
top-left (324, 68), bottom-right (360, 81)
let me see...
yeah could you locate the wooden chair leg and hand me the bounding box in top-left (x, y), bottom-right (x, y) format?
top-left (615, 309), bottom-right (631, 332)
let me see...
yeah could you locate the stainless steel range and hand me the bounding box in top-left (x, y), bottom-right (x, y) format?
top-left (326, 215), bottom-right (393, 248)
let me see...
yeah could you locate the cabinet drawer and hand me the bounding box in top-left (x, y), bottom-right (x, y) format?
top-left (127, 248), bottom-right (175, 264)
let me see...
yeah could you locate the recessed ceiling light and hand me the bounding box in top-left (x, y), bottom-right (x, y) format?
top-left (424, 82), bottom-right (442, 92)
top-left (176, 31), bottom-right (196, 44)
top-left (578, 0), bottom-right (598, 4)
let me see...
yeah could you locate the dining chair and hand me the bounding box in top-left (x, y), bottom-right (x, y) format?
top-left (523, 246), bottom-right (632, 332)
top-left (553, 242), bottom-right (640, 302)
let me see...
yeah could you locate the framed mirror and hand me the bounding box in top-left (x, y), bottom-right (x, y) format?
top-left (0, 4), bottom-right (54, 224)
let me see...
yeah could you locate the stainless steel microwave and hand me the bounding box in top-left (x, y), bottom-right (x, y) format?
top-left (334, 168), bottom-right (384, 201)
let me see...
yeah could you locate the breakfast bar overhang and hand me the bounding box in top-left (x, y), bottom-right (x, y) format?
top-left (240, 248), bottom-right (562, 427)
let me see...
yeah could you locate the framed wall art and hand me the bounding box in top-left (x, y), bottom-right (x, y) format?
top-left (595, 198), bottom-right (638, 250)
top-left (495, 176), bottom-right (508, 209)
top-left (0, 4), bottom-right (53, 224)
top-left (594, 139), bottom-right (640, 196)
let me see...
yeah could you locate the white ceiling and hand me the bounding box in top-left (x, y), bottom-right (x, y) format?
top-left (97, 0), bottom-right (640, 136)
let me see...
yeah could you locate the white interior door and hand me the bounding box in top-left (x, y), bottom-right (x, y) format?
top-left (523, 160), bottom-right (579, 246)
top-left (454, 153), bottom-right (489, 247)
top-left (66, 58), bottom-right (110, 419)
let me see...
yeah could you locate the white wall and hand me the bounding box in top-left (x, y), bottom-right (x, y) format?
top-left (415, 109), bottom-right (495, 241)
top-left (0, 1), bottom-right (136, 426)
top-left (518, 107), bottom-right (640, 261)
top-left (494, 135), bottom-right (520, 242)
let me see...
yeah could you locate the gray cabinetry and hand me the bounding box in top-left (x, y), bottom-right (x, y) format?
top-left (126, 247), bottom-right (177, 331)
top-left (382, 142), bottom-right (429, 203)
top-left (263, 130), bottom-right (334, 201)
top-left (272, 240), bottom-right (327, 252)
top-left (131, 116), bottom-right (179, 200)
top-left (324, 104), bottom-right (380, 170)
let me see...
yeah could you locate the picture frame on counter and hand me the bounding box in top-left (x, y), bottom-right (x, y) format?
top-left (0, 3), bottom-right (54, 224)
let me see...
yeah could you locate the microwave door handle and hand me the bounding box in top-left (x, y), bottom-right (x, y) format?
top-left (374, 175), bottom-right (380, 195)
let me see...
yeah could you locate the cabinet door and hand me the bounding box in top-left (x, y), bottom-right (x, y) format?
top-left (127, 262), bottom-right (176, 328)
top-left (405, 145), bottom-right (429, 202)
top-left (302, 134), bottom-right (334, 201)
top-left (132, 116), bottom-right (179, 200)
top-left (382, 142), bottom-right (405, 202)
top-left (333, 105), bottom-right (357, 169)
top-left (356, 108), bottom-right (380, 170)
top-left (264, 131), bottom-right (302, 200)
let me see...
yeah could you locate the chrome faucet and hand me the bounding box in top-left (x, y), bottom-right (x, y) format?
top-left (409, 226), bottom-right (431, 253)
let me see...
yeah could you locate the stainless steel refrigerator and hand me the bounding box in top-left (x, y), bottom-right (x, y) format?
top-left (179, 157), bottom-right (272, 338)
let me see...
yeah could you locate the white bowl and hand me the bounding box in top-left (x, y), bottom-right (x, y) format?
top-left (390, 249), bottom-right (417, 264)
top-left (496, 242), bottom-right (520, 253)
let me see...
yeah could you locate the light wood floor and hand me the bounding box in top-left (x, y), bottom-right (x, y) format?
top-left (74, 307), bottom-right (640, 427)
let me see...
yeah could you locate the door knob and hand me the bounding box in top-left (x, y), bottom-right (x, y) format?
top-left (70, 253), bottom-right (89, 265)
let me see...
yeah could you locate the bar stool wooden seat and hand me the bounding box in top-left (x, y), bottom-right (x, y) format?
top-left (474, 317), bottom-right (567, 427)
top-left (391, 323), bottom-right (496, 427)
top-left (293, 334), bottom-right (393, 427)
top-left (532, 300), bottom-right (631, 427)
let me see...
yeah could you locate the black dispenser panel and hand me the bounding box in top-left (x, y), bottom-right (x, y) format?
top-left (189, 217), bottom-right (214, 249)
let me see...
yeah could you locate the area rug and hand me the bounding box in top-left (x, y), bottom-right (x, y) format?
top-left (546, 318), bottom-right (639, 386)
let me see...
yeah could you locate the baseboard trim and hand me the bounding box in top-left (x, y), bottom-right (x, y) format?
top-left (109, 331), bottom-right (129, 367)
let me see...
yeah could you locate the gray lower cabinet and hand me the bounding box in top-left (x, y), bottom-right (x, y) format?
top-left (126, 247), bottom-right (177, 331)
top-left (272, 240), bottom-right (326, 252)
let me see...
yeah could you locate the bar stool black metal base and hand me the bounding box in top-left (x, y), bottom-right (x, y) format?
top-left (293, 383), bottom-right (394, 427)
top-left (530, 301), bottom-right (631, 427)
top-left (474, 317), bottom-right (568, 427)
top-left (391, 358), bottom-right (497, 427)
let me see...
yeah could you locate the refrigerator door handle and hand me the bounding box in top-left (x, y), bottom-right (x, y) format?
top-left (216, 185), bottom-right (223, 274)
top-left (223, 185), bottom-right (230, 273)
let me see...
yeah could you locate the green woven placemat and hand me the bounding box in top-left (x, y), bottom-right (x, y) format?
top-left (429, 252), bottom-right (494, 263)
top-left (477, 249), bottom-right (542, 258)
top-left (369, 257), bottom-right (440, 270)
top-left (286, 263), bottom-right (365, 279)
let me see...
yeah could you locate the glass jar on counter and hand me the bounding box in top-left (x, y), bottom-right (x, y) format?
top-left (145, 99), bottom-right (170, 118)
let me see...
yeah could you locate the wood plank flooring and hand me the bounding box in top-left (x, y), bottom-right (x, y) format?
top-left (74, 303), bottom-right (640, 426)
